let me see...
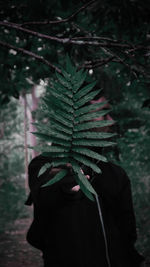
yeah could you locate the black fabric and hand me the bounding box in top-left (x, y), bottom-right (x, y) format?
top-left (26, 155), bottom-right (144, 267)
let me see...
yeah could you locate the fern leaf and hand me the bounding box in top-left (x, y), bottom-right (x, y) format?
top-left (66, 55), bottom-right (77, 75)
top-left (73, 131), bottom-right (116, 139)
top-left (42, 169), bottom-right (68, 187)
top-left (74, 81), bottom-right (97, 101)
top-left (53, 109), bottom-right (73, 121)
top-left (43, 146), bottom-right (69, 153)
top-left (49, 112), bottom-right (73, 128)
top-left (54, 83), bottom-right (73, 98)
top-left (75, 101), bottom-right (108, 116)
top-left (51, 119), bottom-right (73, 135)
top-left (52, 158), bottom-right (70, 167)
top-left (46, 95), bottom-right (74, 114)
top-left (74, 174), bottom-right (95, 201)
top-left (61, 69), bottom-right (72, 82)
top-left (31, 132), bottom-right (52, 142)
top-left (72, 147), bottom-right (107, 162)
top-left (71, 160), bottom-right (97, 195)
top-left (50, 129), bottom-right (71, 141)
top-left (74, 120), bottom-right (115, 131)
top-left (50, 89), bottom-right (73, 106)
top-left (55, 72), bottom-right (72, 89)
top-left (74, 89), bottom-right (100, 109)
top-left (74, 109), bottom-right (111, 123)
top-left (72, 70), bottom-right (87, 92)
top-left (73, 139), bottom-right (116, 147)
top-left (48, 137), bottom-right (71, 147)
top-left (42, 152), bottom-right (70, 158)
top-left (72, 153), bottom-right (101, 173)
top-left (38, 162), bottom-right (52, 177)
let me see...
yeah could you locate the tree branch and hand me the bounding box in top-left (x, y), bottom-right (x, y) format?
top-left (20, 0), bottom-right (96, 26)
top-left (0, 40), bottom-right (61, 73)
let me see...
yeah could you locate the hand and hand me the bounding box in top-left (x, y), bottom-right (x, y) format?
top-left (71, 169), bottom-right (90, 192)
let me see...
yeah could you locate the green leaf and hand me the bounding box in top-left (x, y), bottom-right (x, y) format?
top-left (52, 158), bottom-right (70, 167)
top-left (49, 111), bottom-right (73, 128)
top-left (50, 88), bottom-right (73, 106)
top-left (56, 72), bottom-right (72, 89)
top-left (73, 131), bottom-right (116, 139)
top-left (74, 174), bottom-right (95, 201)
top-left (54, 82), bottom-right (73, 98)
top-left (75, 101), bottom-right (108, 116)
top-left (66, 55), bottom-right (77, 75)
top-left (38, 162), bottom-right (52, 177)
top-left (41, 169), bottom-right (68, 187)
top-left (74, 81), bottom-right (97, 101)
top-left (71, 161), bottom-right (97, 195)
top-left (48, 137), bottom-right (71, 147)
top-left (74, 120), bottom-right (115, 131)
top-left (42, 152), bottom-right (70, 158)
top-left (72, 70), bottom-right (87, 92)
top-left (73, 139), bottom-right (116, 147)
top-left (72, 153), bottom-right (101, 173)
top-left (74, 109), bottom-right (111, 123)
top-left (42, 146), bottom-right (69, 153)
top-left (31, 132), bottom-right (52, 142)
top-left (46, 95), bottom-right (74, 114)
top-left (51, 119), bottom-right (73, 135)
top-left (72, 147), bottom-right (107, 162)
top-left (74, 89), bottom-right (100, 109)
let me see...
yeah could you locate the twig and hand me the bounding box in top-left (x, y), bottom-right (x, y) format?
top-left (1, 21), bottom-right (150, 54)
top-left (20, 0), bottom-right (96, 26)
top-left (0, 40), bottom-right (61, 73)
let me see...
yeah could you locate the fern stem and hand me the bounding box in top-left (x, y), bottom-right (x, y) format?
top-left (95, 194), bottom-right (111, 267)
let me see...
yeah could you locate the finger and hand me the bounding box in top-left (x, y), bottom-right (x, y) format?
top-left (71, 185), bottom-right (80, 192)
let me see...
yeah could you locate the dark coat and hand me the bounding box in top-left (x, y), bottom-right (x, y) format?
top-left (25, 155), bottom-right (144, 267)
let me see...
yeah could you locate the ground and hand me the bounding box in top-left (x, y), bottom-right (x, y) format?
top-left (0, 216), bottom-right (43, 267)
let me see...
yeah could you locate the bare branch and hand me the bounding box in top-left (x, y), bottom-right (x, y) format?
top-left (79, 56), bottom-right (116, 69)
top-left (0, 40), bottom-right (61, 73)
top-left (0, 21), bottom-right (150, 53)
top-left (20, 0), bottom-right (96, 26)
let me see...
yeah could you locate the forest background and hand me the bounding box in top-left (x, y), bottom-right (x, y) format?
top-left (0, 0), bottom-right (150, 265)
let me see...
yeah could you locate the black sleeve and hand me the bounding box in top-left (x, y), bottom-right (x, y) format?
top-left (117, 175), bottom-right (137, 244)
top-left (116, 170), bottom-right (145, 264)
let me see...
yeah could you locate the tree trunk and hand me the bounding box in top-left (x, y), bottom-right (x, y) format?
top-left (22, 92), bottom-right (29, 192)
top-left (27, 85), bottom-right (39, 159)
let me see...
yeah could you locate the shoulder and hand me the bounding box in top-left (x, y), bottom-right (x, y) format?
top-left (28, 155), bottom-right (51, 176)
top-left (94, 161), bottom-right (130, 195)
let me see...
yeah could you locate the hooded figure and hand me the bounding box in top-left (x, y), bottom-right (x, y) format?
top-left (25, 154), bottom-right (144, 267)
top-left (25, 97), bottom-right (144, 267)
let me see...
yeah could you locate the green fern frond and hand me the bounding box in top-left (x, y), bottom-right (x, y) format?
top-left (73, 132), bottom-right (116, 139)
top-left (74, 109), bottom-right (111, 123)
top-left (74, 81), bottom-right (97, 101)
top-left (72, 139), bottom-right (116, 147)
top-left (42, 169), bottom-right (68, 187)
top-left (75, 101), bottom-right (108, 116)
top-left (72, 147), bottom-right (107, 162)
top-left (31, 56), bottom-right (116, 201)
top-left (74, 120), bottom-right (115, 131)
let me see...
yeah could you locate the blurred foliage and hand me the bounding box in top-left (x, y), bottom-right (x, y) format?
top-left (0, 99), bottom-right (27, 233)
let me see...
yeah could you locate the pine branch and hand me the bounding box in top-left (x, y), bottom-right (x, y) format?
top-left (0, 40), bottom-right (61, 73)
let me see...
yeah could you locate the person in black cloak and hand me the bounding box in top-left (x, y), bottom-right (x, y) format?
top-left (25, 97), bottom-right (145, 267)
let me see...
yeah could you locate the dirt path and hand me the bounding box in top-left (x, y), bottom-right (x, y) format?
top-left (0, 217), bottom-right (43, 267)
